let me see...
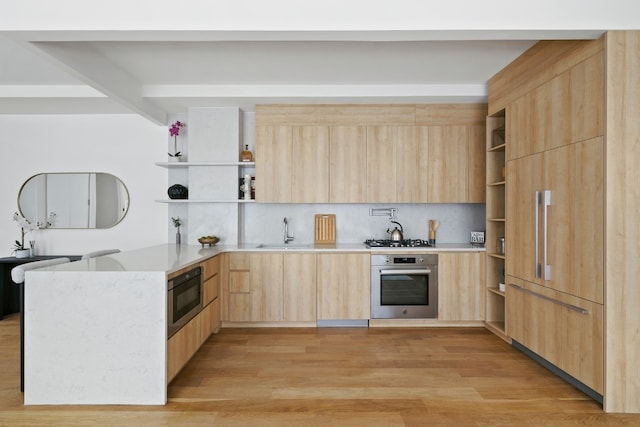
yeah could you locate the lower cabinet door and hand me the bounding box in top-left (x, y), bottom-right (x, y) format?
top-left (506, 276), bottom-right (603, 393)
top-left (316, 253), bottom-right (370, 320)
top-left (167, 313), bottom-right (201, 383)
top-left (438, 252), bottom-right (484, 321)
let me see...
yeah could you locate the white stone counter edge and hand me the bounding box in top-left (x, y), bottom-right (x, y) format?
top-left (35, 243), bottom-right (485, 274)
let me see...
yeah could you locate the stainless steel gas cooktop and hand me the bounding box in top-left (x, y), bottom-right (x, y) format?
top-left (364, 239), bottom-right (433, 248)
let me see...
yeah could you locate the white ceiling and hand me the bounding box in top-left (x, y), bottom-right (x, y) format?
top-left (0, 28), bottom-right (611, 124)
top-left (3, 0), bottom-right (637, 124)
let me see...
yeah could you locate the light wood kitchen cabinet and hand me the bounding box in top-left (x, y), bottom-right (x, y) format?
top-left (366, 126), bottom-right (397, 203)
top-left (224, 252), bottom-right (316, 323)
top-left (316, 253), bottom-right (370, 320)
top-left (167, 311), bottom-right (200, 383)
top-left (167, 255), bottom-right (222, 383)
top-left (201, 255), bottom-right (220, 306)
top-left (255, 104), bottom-right (486, 203)
top-left (427, 125), bottom-right (467, 202)
top-left (227, 253), bottom-right (283, 322)
top-left (426, 125), bottom-right (485, 203)
top-left (367, 124), bottom-right (432, 203)
top-left (255, 125), bottom-right (292, 203)
top-left (283, 253), bottom-right (317, 322)
top-left (506, 50), bottom-right (604, 161)
top-left (329, 126), bottom-right (367, 203)
top-left (507, 137), bottom-right (604, 303)
top-left (438, 252), bottom-right (485, 321)
top-left (506, 276), bottom-right (603, 393)
top-left (292, 126), bottom-right (330, 203)
top-left (397, 126), bottom-right (428, 203)
top-left (490, 35), bottom-right (621, 409)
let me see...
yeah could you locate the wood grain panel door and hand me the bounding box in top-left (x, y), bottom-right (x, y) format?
top-left (506, 152), bottom-right (543, 285)
top-left (292, 126), bottom-right (330, 203)
top-left (570, 51), bottom-right (604, 143)
top-left (366, 126), bottom-right (397, 203)
top-left (396, 126), bottom-right (427, 203)
top-left (283, 254), bottom-right (316, 322)
top-left (507, 278), bottom-right (603, 393)
top-left (255, 125), bottom-right (293, 203)
top-left (506, 93), bottom-right (533, 161)
top-left (438, 252), bottom-right (485, 321)
top-left (544, 138), bottom-right (604, 303)
top-left (329, 126), bottom-right (367, 203)
top-left (317, 253), bottom-right (370, 320)
top-left (248, 253), bottom-right (284, 322)
top-left (467, 124), bottom-right (486, 203)
top-left (427, 125), bottom-right (468, 202)
top-left (532, 73), bottom-right (571, 152)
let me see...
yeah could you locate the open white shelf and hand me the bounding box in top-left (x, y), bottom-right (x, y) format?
top-left (155, 161), bottom-right (255, 168)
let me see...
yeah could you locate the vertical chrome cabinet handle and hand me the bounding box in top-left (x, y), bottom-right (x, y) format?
top-left (543, 190), bottom-right (551, 281)
top-left (535, 191), bottom-right (540, 278)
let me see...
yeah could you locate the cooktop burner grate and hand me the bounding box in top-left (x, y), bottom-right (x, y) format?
top-left (364, 239), bottom-right (433, 248)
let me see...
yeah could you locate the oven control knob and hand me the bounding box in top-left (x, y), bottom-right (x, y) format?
top-left (402, 308), bottom-right (408, 315)
top-left (418, 257), bottom-right (424, 263)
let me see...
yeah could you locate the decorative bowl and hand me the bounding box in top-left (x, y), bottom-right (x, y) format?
top-left (198, 236), bottom-right (219, 247)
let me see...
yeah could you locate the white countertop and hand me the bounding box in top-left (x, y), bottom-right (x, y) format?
top-left (37, 243), bottom-right (485, 274)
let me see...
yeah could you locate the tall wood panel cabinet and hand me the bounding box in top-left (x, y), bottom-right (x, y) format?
top-left (488, 31), bottom-right (640, 413)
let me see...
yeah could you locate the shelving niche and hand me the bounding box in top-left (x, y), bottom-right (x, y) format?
top-left (155, 162), bottom-right (255, 203)
top-left (485, 111), bottom-right (509, 342)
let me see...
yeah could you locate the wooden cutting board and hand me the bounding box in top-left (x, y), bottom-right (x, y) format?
top-left (314, 214), bottom-right (336, 245)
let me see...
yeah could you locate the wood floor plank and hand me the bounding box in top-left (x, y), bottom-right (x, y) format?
top-left (2, 314), bottom-right (640, 425)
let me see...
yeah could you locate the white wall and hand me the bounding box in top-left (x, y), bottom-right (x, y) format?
top-left (0, 114), bottom-right (167, 257)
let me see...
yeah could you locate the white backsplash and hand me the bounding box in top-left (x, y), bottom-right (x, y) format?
top-left (240, 203), bottom-right (485, 245)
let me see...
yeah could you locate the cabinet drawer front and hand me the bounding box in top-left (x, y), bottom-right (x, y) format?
top-left (506, 278), bottom-right (603, 393)
top-left (228, 253), bottom-right (250, 270)
top-left (203, 274), bottom-right (220, 305)
top-left (201, 255), bottom-right (220, 280)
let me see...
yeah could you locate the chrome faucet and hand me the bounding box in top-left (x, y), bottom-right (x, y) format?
top-left (283, 217), bottom-right (294, 244)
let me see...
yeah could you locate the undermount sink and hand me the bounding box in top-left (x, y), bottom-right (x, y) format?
top-left (255, 243), bottom-right (312, 249)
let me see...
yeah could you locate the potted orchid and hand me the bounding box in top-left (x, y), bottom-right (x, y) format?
top-left (12, 212), bottom-right (37, 258)
top-left (169, 120), bottom-right (185, 161)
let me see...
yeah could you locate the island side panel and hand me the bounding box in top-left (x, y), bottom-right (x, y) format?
top-left (24, 271), bottom-right (167, 405)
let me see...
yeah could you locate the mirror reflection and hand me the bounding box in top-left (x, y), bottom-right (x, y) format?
top-left (18, 173), bottom-right (129, 229)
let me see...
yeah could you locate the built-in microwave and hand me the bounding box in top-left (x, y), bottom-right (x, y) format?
top-left (167, 266), bottom-right (203, 338)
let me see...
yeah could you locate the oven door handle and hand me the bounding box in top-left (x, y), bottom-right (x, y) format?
top-left (379, 269), bottom-right (431, 276)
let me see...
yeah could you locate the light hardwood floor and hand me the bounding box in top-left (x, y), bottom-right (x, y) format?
top-left (1, 313), bottom-right (639, 426)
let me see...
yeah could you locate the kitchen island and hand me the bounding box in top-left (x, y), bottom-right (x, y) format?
top-left (23, 242), bottom-right (484, 405)
top-left (23, 244), bottom-right (220, 405)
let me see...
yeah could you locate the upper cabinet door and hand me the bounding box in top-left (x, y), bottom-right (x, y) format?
top-left (467, 124), bottom-right (486, 203)
top-left (329, 126), bottom-right (367, 203)
top-left (366, 126), bottom-right (397, 203)
top-left (255, 125), bottom-right (293, 203)
top-left (506, 51), bottom-right (604, 162)
top-left (427, 125), bottom-right (468, 203)
top-left (292, 126), bottom-right (330, 203)
top-left (396, 126), bottom-right (427, 203)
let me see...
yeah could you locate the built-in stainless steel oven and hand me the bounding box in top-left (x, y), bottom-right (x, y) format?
top-left (168, 266), bottom-right (203, 338)
top-left (371, 254), bottom-right (438, 319)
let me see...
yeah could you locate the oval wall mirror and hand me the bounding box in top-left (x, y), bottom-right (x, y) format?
top-left (18, 173), bottom-right (130, 229)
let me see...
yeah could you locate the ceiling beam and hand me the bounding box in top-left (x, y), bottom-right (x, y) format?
top-left (22, 41), bottom-right (167, 124)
